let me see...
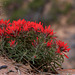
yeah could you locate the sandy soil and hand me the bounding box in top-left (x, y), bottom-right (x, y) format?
top-left (0, 56), bottom-right (34, 75)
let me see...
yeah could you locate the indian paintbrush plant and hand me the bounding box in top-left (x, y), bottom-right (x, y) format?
top-left (0, 19), bottom-right (70, 73)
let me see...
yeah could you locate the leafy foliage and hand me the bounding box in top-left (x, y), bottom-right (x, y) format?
top-left (0, 19), bottom-right (70, 73)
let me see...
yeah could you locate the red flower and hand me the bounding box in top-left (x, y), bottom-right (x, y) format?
top-left (32, 37), bottom-right (39, 47)
top-left (56, 48), bottom-right (60, 53)
top-left (47, 40), bottom-right (53, 47)
top-left (44, 25), bottom-right (54, 36)
top-left (36, 37), bottom-right (38, 41)
top-left (56, 40), bottom-right (70, 52)
top-left (32, 40), bottom-right (36, 47)
top-left (9, 40), bottom-right (17, 47)
top-left (6, 23), bottom-right (20, 37)
top-left (56, 40), bottom-right (70, 58)
top-left (64, 54), bottom-right (69, 58)
top-left (34, 56), bottom-right (36, 58)
top-left (32, 22), bottom-right (44, 32)
top-left (0, 19), bottom-right (10, 27)
top-left (23, 23), bottom-right (29, 31)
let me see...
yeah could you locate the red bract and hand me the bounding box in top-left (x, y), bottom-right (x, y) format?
top-left (0, 28), bottom-right (4, 36)
top-left (56, 40), bottom-right (70, 58)
top-left (6, 22), bottom-right (21, 37)
top-left (9, 40), bottom-right (17, 47)
top-left (32, 22), bottom-right (44, 32)
top-left (36, 37), bottom-right (38, 41)
top-left (34, 56), bottom-right (36, 58)
top-left (32, 37), bottom-right (39, 48)
top-left (23, 24), bottom-right (29, 31)
top-left (56, 40), bottom-right (70, 52)
top-left (32, 40), bottom-right (38, 48)
top-left (0, 19), bottom-right (55, 38)
top-left (44, 25), bottom-right (54, 36)
top-left (0, 19), bottom-right (10, 26)
top-left (0, 19), bottom-right (10, 37)
top-left (47, 40), bottom-right (53, 47)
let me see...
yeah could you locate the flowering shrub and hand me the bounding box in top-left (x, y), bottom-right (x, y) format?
top-left (0, 19), bottom-right (70, 73)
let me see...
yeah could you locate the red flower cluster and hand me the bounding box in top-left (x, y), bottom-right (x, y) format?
top-left (0, 19), bottom-right (55, 38)
top-left (56, 40), bottom-right (70, 58)
top-left (0, 19), bottom-right (70, 58)
top-left (0, 19), bottom-right (10, 37)
top-left (44, 25), bottom-right (54, 36)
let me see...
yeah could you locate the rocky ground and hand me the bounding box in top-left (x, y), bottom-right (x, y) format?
top-left (0, 56), bottom-right (34, 75)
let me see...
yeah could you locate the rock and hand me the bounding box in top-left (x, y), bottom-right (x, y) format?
top-left (0, 65), bottom-right (8, 69)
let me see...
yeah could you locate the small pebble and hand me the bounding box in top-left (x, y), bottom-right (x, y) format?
top-left (0, 65), bottom-right (8, 69)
